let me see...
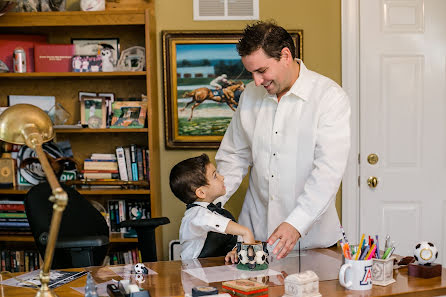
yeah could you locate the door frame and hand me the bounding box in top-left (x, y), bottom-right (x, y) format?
top-left (341, 0), bottom-right (360, 244)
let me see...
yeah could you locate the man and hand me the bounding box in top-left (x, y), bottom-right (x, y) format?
top-left (216, 21), bottom-right (351, 260)
top-left (210, 74), bottom-right (229, 89)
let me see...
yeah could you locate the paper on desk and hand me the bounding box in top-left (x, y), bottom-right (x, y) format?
top-left (107, 264), bottom-right (157, 278)
top-left (183, 264), bottom-right (282, 284)
top-left (0, 269), bottom-right (87, 289)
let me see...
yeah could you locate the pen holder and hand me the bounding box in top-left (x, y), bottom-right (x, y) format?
top-left (372, 256), bottom-right (396, 286)
top-left (236, 241), bottom-right (268, 271)
top-left (339, 259), bottom-right (373, 291)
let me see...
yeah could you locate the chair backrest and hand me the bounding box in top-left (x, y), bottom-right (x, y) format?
top-left (25, 182), bottom-right (109, 268)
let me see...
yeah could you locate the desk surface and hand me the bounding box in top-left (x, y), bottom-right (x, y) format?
top-left (2, 247), bottom-right (446, 297)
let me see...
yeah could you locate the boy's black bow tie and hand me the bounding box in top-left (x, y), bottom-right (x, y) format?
top-left (207, 202), bottom-right (222, 212)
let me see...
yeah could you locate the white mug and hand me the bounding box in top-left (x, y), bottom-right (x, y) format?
top-left (339, 259), bottom-right (373, 290)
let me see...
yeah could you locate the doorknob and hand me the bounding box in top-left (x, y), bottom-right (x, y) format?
top-left (367, 176), bottom-right (378, 188)
top-left (367, 153), bottom-right (379, 165)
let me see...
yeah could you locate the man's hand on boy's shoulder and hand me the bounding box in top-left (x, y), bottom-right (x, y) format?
top-left (225, 249), bottom-right (238, 264)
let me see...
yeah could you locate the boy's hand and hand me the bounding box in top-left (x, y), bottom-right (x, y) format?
top-left (225, 249), bottom-right (238, 264)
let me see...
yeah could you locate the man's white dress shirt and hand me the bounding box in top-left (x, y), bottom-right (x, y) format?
top-left (215, 60), bottom-right (351, 249)
top-left (180, 201), bottom-right (231, 259)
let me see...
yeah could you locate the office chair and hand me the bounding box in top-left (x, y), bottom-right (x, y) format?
top-left (119, 217), bottom-right (170, 262)
top-left (25, 182), bottom-right (109, 269)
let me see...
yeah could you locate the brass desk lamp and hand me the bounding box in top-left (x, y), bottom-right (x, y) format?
top-left (0, 104), bottom-right (67, 297)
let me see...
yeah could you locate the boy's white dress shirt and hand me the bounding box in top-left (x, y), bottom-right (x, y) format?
top-left (180, 201), bottom-right (231, 259)
top-left (215, 60), bottom-right (351, 250)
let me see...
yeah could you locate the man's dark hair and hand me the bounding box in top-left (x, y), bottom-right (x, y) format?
top-left (169, 153), bottom-right (211, 204)
top-left (237, 20), bottom-right (296, 60)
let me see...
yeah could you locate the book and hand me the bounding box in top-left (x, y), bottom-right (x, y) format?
top-left (83, 159), bottom-right (118, 171)
top-left (115, 147), bottom-right (128, 181)
top-left (90, 153), bottom-right (116, 160)
top-left (222, 279), bottom-right (268, 297)
top-left (78, 172), bottom-right (120, 180)
top-left (124, 147), bottom-right (132, 181)
top-left (130, 145), bottom-right (138, 181)
top-left (0, 269), bottom-right (87, 288)
top-left (34, 44), bottom-right (76, 72)
top-left (136, 147), bottom-right (144, 181)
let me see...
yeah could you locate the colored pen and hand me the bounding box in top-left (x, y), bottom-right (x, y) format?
top-left (340, 225), bottom-right (349, 244)
top-left (359, 245), bottom-right (370, 260)
top-left (385, 246), bottom-right (396, 259)
top-left (366, 244), bottom-right (376, 260)
top-left (355, 234), bottom-right (365, 260)
top-left (382, 246), bottom-right (393, 259)
top-left (342, 243), bottom-right (352, 259)
top-left (375, 235), bottom-right (380, 259)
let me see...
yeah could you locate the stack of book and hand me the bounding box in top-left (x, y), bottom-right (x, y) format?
top-left (80, 153), bottom-right (119, 180)
top-left (0, 200), bottom-right (30, 234)
top-left (115, 145), bottom-right (149, 182)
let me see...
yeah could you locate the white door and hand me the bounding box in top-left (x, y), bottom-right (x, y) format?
top-left (359, 0), bottom-right (446, 263)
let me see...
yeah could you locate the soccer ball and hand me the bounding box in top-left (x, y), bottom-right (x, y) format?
top-left (255, 250), bottom-right (267, 265)
top-left (238, 250), bottom-right (249, 264)
top-left (413, 241), bottom-right (438, 265)
top-left (134, 263), bottom-right (148, 274)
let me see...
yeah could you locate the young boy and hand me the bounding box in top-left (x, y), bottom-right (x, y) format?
top-left (169, 153), bottom-right (255, 260)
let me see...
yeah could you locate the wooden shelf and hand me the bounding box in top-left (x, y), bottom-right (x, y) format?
top-left (0, 10), bottom-right (146, 27)
top-left (0, 186), bottom-right (150, 195)
top-left (0, 233), bottom-right (138, 243)
top-left (56, 128), bottom-right (148, 133)
top-left (0, 71), bottom-right (146, 79)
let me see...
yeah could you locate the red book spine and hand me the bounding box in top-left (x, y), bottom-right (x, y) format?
top-left (34, 44), bottom-right (75, 72)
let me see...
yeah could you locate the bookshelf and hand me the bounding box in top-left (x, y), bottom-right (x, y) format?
top-left (0, 8), bottom-right (162, 259)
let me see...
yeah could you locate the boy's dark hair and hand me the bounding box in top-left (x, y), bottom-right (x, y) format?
top-left (237, 20), bottom-right (296, 60)
top-left (169, 153), bottom-right (211, 204)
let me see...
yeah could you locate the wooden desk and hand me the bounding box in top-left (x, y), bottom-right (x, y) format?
top-left (2, 247), bottom-right (446, 297)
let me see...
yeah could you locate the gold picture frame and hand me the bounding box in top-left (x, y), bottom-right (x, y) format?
top-left (162, 30), bottom-right (303, 149)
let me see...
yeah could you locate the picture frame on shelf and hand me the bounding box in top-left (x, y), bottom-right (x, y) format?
top-left (110, 101), bottom-right (147, 129)
top-left (8, 95), bottom-right (56, 118)
top-left (80, 96), bottom-right (107, 128)
top-left (98, 92), bottom-right (115, 125)
top-left (162, 30), bottom-right (303, 149)
top-left (78, 91), bottom-right (97, 101)
top-left (71, 38), bottom-right (120, 65)
top-left (72, 55), bottom-right (102, 72)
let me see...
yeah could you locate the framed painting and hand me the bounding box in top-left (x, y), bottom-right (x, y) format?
top-left (162, 30), bottom-right (303, 149)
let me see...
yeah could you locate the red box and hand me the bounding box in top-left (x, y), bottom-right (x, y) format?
top-left (0, 34), bottom-right (47, 72)
top-left (34, 44), bottom-right (75, 72)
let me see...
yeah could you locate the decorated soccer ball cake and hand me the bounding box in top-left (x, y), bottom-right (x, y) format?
top-left (414, 241), bottom-right (438, 265)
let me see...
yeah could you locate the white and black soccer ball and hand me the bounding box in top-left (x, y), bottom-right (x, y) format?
top-left (414, 241), bottom-right (438, 265)
top-left (134, 263), bottom-right (148, 274)
top-left (255, 250), bottom-right (267, 265)
top-left (238, 250), bottom-right (249, 264)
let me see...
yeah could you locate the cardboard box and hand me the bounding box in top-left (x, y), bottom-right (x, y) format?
top-left (34, 44), bottom-right (75, 72)
top-left (0, 34), bottom-right (47, 72)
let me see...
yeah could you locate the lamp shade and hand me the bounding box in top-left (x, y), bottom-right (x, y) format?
top-left (0, 104), bottom-right (54, 146)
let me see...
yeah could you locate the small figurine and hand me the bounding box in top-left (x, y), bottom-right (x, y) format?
top-left (84, 272), bottom-right (98, 297)
top-left (134, 262), bottom-right (149, 274)
top-left (99, 43), bottom-right (116, 72)
top-left (236, 241), bottom-right (268, 271)
top-left (283, 271), bottom-right (321, 297)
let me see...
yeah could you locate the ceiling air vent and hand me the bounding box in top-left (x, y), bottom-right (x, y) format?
top-left (193, 0), bottom-right (259, 21)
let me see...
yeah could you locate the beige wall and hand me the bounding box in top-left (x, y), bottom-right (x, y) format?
top-left (154, 0), bottom-right (342, 260)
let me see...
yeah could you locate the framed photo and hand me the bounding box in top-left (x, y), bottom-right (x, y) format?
top-left (162, 30), bottom-right (303, 149)
top-left (71, 38), bottom-right (120, 63)
top-left (72, 55), bottom-right (102, 72)
top-left (80, 96), bottom-right (107, 128)
top-left (110, 101), bottom-right (147, 128)
top-left (8, 95), bottom-right (56, 118)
